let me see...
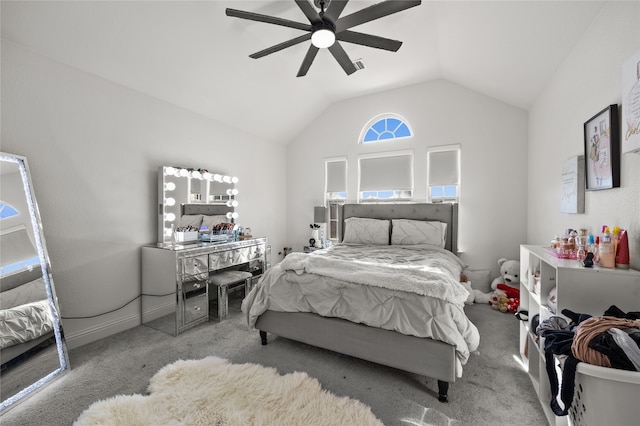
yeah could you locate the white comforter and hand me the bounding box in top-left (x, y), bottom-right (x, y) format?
top-left (0, 300), bottom-right (53, 349)
top-left (0, 277), bottom-right (53, 349)
top-left (242, 244), bottom-right (480, 377)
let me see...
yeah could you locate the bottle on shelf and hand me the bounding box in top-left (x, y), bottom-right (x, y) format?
top-left (598, 226), bottom-right (615, 268)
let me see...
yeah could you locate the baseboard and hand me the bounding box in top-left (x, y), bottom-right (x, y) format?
top-left (141, 302), bottom-right (174, 323)
top-left (65, 313), bottom-right (141, 350)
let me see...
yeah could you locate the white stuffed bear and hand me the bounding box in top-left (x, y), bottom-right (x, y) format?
top-left (473, 258), bottom-right (520, 304)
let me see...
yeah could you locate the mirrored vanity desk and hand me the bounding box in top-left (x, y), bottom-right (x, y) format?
top-left (142, 237), bottom-right (269, 336)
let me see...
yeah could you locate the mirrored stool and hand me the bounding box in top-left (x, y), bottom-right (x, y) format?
top-left (209, 270), bottom-right (254, 320)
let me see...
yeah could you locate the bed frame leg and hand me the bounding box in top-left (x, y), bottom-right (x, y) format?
top-left (259, 330), bottom-right (268, 345)
top-left (437, 380), bottom-right (449, 403)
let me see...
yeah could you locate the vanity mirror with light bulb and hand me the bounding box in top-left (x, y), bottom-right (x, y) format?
top-left (158, 166), bottom-right (240, 244)
top-left (143, 166), bottom-right (269, 336)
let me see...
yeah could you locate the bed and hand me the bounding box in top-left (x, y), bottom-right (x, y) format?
top-left (242, 203), bottom-right (479, 402)
top-left (0, 267), bottom-right (54, 366)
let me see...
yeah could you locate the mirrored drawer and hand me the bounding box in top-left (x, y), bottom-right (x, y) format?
top-left (209, 247), bottom-right (247, 269)
top-left (182, 280), bottom-right (206, 294)
top-left (181, 255), bottom-right (208, 281)
top-left (208, 244), bottom-right (266, 270)
top-left (183, 290), bottom-right (207, 324)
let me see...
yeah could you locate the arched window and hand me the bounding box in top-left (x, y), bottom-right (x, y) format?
top-left (360, 114), bottom-right (412, 143)
top-left (0, 202), bottom-right (19, 219)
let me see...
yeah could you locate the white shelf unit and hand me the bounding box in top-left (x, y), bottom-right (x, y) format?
top-left (519, 245), bottom-right (640, 426)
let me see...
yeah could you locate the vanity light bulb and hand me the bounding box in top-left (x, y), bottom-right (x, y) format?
top-left (164, 182), bottom-right (176, 191)
top-left (213, 174), bottom-right (223, 182)
top-left (223, 175), bottom-right (231, 183)
top-left (179, 168), bottom-right (189, 177)
top-left (231, 177), bottom-right (239, 184)
top-left (226, 212), bottom-right (233, 219)
top-left (165, 197), bottom-right (176, 206)
top-left (164, 228), bottom-right (173, 236)
top-left (226, 189), bottom-right (233, 196)
top-left (226, 200), bottom-right (233, 207)
top-left (202, 172), bottom-right (212, 180)
top-left (165, 213), bottom-right (176, 222)
top-left (231, 200), bottom-right (239, 207)
top-left (231, 212), bottom-right (239, 219)
top-left (191, 170), bottom-right (202, 179)
top-left (231, 188), bottom-right (238, 196)
top-left (164, 166), bottom-right (176, 176)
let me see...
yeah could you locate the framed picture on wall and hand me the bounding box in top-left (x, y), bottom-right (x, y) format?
top-left (622, 49), bottom-right (640, 153)
top-left (560, 155), bottom-right (585, 214)
top-left (583, 105), bottom-right (620, 191)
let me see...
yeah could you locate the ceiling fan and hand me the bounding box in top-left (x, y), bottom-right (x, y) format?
top-left (226, 0), bottom-right (421, 77)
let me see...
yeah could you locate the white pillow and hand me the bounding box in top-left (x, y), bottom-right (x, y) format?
top-left (391, 219), bottom-right (446, 247)
top-left (342, 217), bottom-right (390, 245)
top-left (462, 268), bottom-right (492, 294)
top-left (201, 215), bottom-right (228, 232)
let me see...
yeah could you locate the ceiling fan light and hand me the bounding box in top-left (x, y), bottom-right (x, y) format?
top-left (311, 29), bottom-right (335, 48)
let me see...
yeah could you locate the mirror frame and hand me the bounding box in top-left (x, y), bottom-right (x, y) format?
top-left (0, 152), bottom-right (69, 412)
top-left (158, 166), bottom-right (239, 244)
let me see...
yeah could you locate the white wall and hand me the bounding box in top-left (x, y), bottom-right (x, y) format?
top-left (286, 79), bottom-right (529, 274)
top-left (528, 1), bottom-right (640, 270)
top-left (1, 41), bottom-right (287, 349)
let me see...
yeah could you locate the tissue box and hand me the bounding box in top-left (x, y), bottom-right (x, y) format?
top-left (174, 231), bottom-right (198, 242)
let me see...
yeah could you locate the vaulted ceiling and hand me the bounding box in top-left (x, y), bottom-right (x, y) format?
top-left (1, 1), bottom-right (605, 144)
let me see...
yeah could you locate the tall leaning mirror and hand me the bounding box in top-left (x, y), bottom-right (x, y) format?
top-left (0, 152), bottom-right (69, 411)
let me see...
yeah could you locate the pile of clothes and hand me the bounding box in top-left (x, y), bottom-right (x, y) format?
top-left (535, 306), bottom-right (640, 416)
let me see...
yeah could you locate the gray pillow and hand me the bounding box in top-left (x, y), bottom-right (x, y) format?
top-left (179, 214), bottom-right (203, 229)
top-left (342, 218), bottom-right (390, 245)
top-left (391, 219), bottom-right (446, 247)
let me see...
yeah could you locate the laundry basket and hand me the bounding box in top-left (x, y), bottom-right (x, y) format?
top-left (569, 362), bottom-right (640, 426)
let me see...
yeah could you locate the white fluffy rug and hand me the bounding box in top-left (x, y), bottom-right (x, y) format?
top-left (74, 356), bottom-right (382, 426)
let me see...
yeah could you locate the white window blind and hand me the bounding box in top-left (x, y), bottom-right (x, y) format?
top-left (0, 227), bottom-right (36, 266)
top-left (359, 154), bottom-right (413, 191)
top-left (326, 160), bottom-right (347, 193)
top-left (428, 150), bottom-right (459, 186)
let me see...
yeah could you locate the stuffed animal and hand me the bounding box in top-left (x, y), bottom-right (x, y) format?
top-left (460, 273), bottom-right (475, 305)
top-left (473, 258), bottom-right (521, 312)
top-left (490, 283), bottom-right (520, 312)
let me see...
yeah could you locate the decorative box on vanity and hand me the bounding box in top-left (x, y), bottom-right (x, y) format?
top-left (141, 237), bottom-right (269, 336)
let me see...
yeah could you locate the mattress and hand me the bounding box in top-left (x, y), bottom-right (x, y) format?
top-left (242, 244), bottom-right (480, 376)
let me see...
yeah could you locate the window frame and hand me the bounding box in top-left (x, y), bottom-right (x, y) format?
top-left (359, 113), bottom-right (413, 144)
top-left (427, 144), bottom-right (460, 203)
top-left (357, 150), bottom-right (414, 203)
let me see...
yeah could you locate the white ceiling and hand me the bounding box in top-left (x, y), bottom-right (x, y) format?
top-left (1, 1), bottom-right (605, 144)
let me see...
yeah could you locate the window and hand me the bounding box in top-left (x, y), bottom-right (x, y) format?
top-left (360, 114), bottom-right (412, 143)
top-left (325, 158), bottom-right (347, 240)
top-left (427, 145), bottom-right (460, 203)
top-left (0, 202), bottom-right (19, 219)
top-left (325, 158), bottom-right (347, 202)
top-left (358, 151), bottom-right (413, 202)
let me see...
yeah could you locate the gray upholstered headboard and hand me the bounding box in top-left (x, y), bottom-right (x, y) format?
top-left (181, 204), bottom-right (232, 216)
top-left (341, 203), bottom-right (459, 254)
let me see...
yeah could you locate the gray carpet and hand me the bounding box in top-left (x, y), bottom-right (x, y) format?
top-left (1, 298), bottom-right (546, 425)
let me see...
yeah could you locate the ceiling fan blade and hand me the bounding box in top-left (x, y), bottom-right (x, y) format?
top-left (328, 42), bottom-right (357, 75)
top-left (336, 0), bottom-right (421, 32)
top-left (337, 30), bottom-right (402, 51)
top-left (297, 45), bottom-right (320, 77)
top-left (295, 0), bottom-right (321, 24)
top-left (226, 8), bottom-right (312, 32)
top-left (250, 33), bottom-right (312, 59)
top-left (324, 0), bottom-right (349, 23)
